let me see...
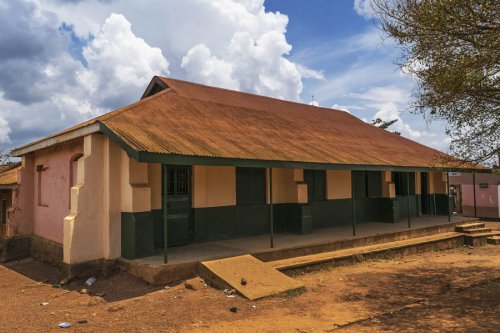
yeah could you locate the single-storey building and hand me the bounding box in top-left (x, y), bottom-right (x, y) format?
top-left (0, 162), bottom-right (21, 259)
top-left (6, 77), bottom-right (488, 271)
top-left (450, 172), bottom-right (500, 220)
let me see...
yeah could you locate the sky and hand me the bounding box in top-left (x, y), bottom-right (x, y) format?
top-left (0, 0), bottom-right (451, 154)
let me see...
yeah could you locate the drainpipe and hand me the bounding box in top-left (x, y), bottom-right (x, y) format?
top-left (406, 172), bottom-right (411, 228)
top-left (269, 168), bottom-right (274, 248)
top-left (351, 171), bottom-right (356, 236)
top-left (472, 172), bottom-right (477, 218)
top-left (163, 165), bottom-right (169, 263)
top-left (447, 171), bottom-right (451, 222)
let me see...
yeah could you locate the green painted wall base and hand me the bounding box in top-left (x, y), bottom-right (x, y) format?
top-left (121, 212), bottom-right (155, 260)
top-left (121, 194), bottom-right (453, 259)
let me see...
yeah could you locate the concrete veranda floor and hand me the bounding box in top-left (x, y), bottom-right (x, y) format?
top-left (136, 215), bottom-right (474, 266)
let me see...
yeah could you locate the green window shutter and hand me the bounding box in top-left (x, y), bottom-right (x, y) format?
top-left (352, 171), bottom-right (367, 199)
top-left (366, 171), bottom-right (382, 197)
top-left (236, 167), bottom-right (266, 206)
top-left (304, 170), bottom-right (326, 202)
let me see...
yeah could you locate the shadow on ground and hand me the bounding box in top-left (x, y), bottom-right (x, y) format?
top-left (2, 258), bottom-right (165, 302)
top-left (337, 262), bottom-right (500, 332)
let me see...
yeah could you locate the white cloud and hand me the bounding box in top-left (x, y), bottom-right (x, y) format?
top-left (39, 0), bottom-right (318, 101)
top-left (0, 6), bottom-right (171, 149)
top-left (0, 0), bottom-right (323, 151)
top-left (0, 115), bottom-right (11, 143)
top-left (354, 0), bottom-right (376, 19)
top-left (78, 13), bottom-right (170, 109)
top-left (331, 104), bottom-right (351, 113)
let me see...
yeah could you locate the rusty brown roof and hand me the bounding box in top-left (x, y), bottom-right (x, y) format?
top-left (0, 163), bottom-right (20, 186)
top-left (13, 76), bottom-right (479, 170)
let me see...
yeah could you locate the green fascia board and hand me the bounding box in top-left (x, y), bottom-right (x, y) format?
top-left (98, 122), bottom-right (493, 173)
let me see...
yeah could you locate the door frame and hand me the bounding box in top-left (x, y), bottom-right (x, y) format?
top-left (162, 165), bottom-right (193, 248)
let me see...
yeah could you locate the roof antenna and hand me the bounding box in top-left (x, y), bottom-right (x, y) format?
top-left (311, 94), bottom-right (315, 104)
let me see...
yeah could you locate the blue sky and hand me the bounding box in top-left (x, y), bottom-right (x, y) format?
top-left (0, 0), bottom-right (450, 153)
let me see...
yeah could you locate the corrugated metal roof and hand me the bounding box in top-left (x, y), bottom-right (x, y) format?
top-left (100, 82), bottom-right (453, 168)
top-left (12, 76), bottom-right (479, 169)
top-left (0, 163), bottom-right (20, 186)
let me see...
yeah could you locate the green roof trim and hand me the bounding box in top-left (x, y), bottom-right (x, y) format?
top-left (98, 122), bottom-right (492, 173)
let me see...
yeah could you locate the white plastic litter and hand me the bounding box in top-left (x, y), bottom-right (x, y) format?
top-left (84, 277), bottom-right (96, 287)
top-left (58, 322), bottom-right (71, 329)
top-left (40, 302), bottom-right (49, 306)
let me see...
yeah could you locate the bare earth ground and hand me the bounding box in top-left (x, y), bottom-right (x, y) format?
top-left (1, 243), bottom-right (499, 332)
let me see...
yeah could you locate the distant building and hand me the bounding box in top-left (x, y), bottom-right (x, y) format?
top-left (0, 162), bottom-right (21, 259)
top-left (449, 172), bottom-right (500, 220)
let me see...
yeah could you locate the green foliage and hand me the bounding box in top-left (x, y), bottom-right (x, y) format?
top-left (373, 0), bottom-right (499, 166)
top-left (372, 118), bottom-right (402, 135)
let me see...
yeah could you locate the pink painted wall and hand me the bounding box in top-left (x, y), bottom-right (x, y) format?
top-left (451, 173), bottom-right (500, 218)
top-left (32, 139), bottom-right (84, 243)
top-left (461, 184), bottom-right (499, 207)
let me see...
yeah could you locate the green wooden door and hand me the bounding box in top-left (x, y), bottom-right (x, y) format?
top-left (164, 165), bottom-right (192, 246)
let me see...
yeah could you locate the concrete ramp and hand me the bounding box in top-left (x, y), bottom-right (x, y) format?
top-left (200, 254), bottom-right (304, 300)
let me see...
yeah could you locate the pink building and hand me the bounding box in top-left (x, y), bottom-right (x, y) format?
top-left (449, 172), bottom-right (500, 220)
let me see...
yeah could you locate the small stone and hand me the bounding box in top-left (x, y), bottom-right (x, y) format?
top-left (80, 288), bottom-right (88, 294)
top-left (40, 302), bottom-right (49, 306)
top-left (240, 278), bottom-right (247, 286)
top-left (184, 282), bottom-right (195, 290)
top-left (87, 296), bottom-right (106, 306)
top-left (108, 305), bottom-right (125, 312)
top-left (229, 307), bottom-right (237, 313)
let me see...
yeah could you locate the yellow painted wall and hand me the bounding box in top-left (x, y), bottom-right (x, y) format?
top-left (430, 172), bottom-right (447, 194)
top-left (102, 137), bottom-right (122, 259)
top-left (148, 164), bottom-right (162, 210)
top-left (64, 134), bottom-right (105, 264)
top-left (120, 152), bottom-right (151, 213)
top-left (326, 170), bottom-right (351, 199)
top-left (415, 172), bottom-right (421, 195)
top-left (266, 168), bottom-right (307, 204)
top-left (192, 166), bottom-right (236, 208)
top-left (64, 135), bottom-right (155, 264)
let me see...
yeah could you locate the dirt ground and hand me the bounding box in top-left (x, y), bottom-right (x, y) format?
top-left (1, 244), bottom-right (499, 332)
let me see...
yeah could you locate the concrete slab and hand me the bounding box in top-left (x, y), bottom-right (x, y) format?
top-left (200, 254), bottom-right (304, 300)
top-left (268, 232), bottom-right (464, 271)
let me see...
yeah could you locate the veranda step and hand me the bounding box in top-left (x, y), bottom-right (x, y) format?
top-left (463, 227), bottom-right (492, 234)
top-left (455, 223), bottom-right (485, 232)
top-left (464, 231), bottom-right (500, 247)
top-left (487, 236), bottom-right (500, 245)
top-left (268, 232), bottom-right (463, 271)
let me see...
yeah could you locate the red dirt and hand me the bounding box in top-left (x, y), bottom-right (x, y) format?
top-left (1, 244), bottom-right (499, 332)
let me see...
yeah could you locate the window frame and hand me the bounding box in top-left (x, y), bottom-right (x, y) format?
top-left (236, 167), bottom-right (266, 206)
top-left (36, 164), bottom-right (49, 207)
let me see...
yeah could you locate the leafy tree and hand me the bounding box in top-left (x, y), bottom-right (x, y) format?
top-left (371, 118), bottom-right (402, 135)
top-left (373, 0), bottom-right (499, 166)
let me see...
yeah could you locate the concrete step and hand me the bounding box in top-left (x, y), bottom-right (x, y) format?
top-left (268, 232), bottom-right (464, 271)
top-left (463, 227), bottom-right (492, 234)
top-left (464, 231), bottom-right (500, 247)
top-left (455, 223), bottom-right (485, 232)
top-left (487, 236), bottom-right (500, 245)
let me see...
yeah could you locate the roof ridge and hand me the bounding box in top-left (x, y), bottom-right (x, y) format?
top-left (97, 87), bottom-right (173, 123)
top-left (158, 76), bottom-right (351, 115)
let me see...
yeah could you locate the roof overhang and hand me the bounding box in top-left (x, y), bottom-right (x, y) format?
top-left (11, 123), bottom-right (101, 157)
top-left (0, 184), bottom-right (17, 190)
top-left (99, 123), bottom-right (492, 173)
